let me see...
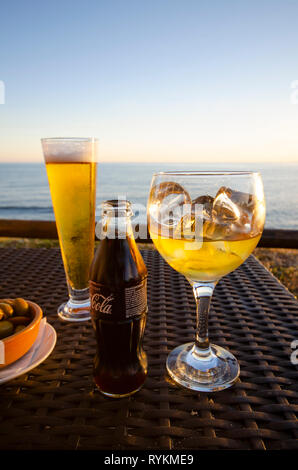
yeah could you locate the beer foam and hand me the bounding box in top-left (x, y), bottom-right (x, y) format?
top-left (41, 138), bottom-right (98, 163)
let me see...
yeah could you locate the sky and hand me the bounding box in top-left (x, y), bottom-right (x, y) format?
top-left (1, 0), bottom-right (298, 163)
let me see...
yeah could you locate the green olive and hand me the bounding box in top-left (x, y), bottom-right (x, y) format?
top-left (0, 302), bottom-right (14, 318)
top-left (14, 324), bottom-right (26, 333)
top-left (9, 316), bottom-right (31, 326)
top-left (0, 320), bottom-right (14, 339)
top-left (1, 299), bottom-right (14, 306)
top-left (13, 298), bottom-right (29, 316)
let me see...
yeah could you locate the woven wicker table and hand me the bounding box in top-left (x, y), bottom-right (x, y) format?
top-left (0, 247), bottom-right (297, 451)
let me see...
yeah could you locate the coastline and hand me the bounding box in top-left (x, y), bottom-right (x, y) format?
top-left (0, 162), bottom-right (298, 230)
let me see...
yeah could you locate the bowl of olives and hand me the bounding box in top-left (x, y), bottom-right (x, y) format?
top-left (0, 298), bottom-right (43, 367)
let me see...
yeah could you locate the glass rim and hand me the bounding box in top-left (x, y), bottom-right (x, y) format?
top-left (101, 199), bottom-right (132, 208)
top-left (41, 137), bottom-right (98, 143)
top-left (152, 170), bottom-right (261, 177)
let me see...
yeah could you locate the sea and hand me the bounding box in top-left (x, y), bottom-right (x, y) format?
top-left (0, 162), bottom-right (297, 230)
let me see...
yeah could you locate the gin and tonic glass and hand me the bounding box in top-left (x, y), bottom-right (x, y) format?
top-left (148, 171), bottom-right (265, 391)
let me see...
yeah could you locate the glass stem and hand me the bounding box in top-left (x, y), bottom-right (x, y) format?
top-left (67, 283), bottom-right (90, 305)
top-left (192, 282), bottom-right (215, 359)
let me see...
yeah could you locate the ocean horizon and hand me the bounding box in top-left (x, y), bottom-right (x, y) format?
top-left (0, 162), bottom-right (297, 230)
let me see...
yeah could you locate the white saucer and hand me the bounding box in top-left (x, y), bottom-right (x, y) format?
top-left (0, 318), bottom-right (57, 384)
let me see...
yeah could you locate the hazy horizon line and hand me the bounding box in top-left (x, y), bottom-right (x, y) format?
top-left (0, 160), bottom-right (297, 165)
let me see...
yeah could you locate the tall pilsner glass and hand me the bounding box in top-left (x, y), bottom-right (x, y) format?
top-left (148, 171), bottom-right (265, 391)
top-left (41, 137), bottom-right (97, 322)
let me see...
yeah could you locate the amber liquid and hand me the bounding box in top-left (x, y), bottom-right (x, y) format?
top-left (46, 161), bottom-right (96, 290)
top-left (89, 235), bottom-right (148, 397)
top-left (150, 232), bottom-right (261, 282)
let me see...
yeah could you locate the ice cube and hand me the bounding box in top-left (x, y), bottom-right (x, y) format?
top-left (222, 187), bottom-right (255, 212)
top-left (149, 181), bottom-right (191, 206)
top-left (202, 187), bottom-right (254, 240)
top-left (174, 213), bottom-right (195, 239)
top-left (191, 195), bottom-right (214, 220)
top-left (173, 196), bottom-right (205, 241)
top-left (208, 186), bottom-right (260, 240)
top-left (212, 187), bottom-right (241, 223)
top-left (173, 194), bottom-right (213, 241)
top-left (203, 219), bottom-right (232, 240)
top-left (148, 181), bottom-right (191, 238)
top-left (174, 212), bottom-right (204, 241)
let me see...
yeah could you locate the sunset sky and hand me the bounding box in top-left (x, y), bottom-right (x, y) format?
top-left (1, 0), bottom-right (298, 163)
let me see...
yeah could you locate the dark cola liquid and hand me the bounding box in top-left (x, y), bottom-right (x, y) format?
top-left (89, 235), bottom-right (148, 397)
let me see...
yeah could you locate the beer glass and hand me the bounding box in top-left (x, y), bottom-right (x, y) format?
top-left (41, 137), bottom-right (97, 322)
top-left (148, 171), bottom-right (265, 391)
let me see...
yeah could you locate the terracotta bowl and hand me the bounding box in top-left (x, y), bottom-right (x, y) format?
top-left (0, 300), bottom-right (43, 368)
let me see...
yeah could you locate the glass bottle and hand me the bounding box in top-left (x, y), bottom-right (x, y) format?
top-left (89, 200), bottom-right (148, 397)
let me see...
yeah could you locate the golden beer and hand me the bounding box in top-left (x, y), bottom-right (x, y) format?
top-left (46, 161), bottom-right (97, 290)
top-left (42, 137), bottom-right (97, 322)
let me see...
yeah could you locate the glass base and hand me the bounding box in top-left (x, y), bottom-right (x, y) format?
top-left (57, 299), bottom-right (91, 322)
top-left (95, 383), bottom-right (144, 399)
top-left (166, 342), bottom-right (240, 392)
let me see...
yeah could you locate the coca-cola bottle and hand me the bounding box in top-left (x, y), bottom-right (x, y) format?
top-left (89, 199), bottom-right (148, 397)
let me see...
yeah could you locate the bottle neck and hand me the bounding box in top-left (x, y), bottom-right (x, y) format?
top-left (100, 200), bottom-right (134, 240)
top-left (103, 214), bottom-right (133, 239)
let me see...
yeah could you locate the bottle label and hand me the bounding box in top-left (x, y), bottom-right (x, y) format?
top-left (90, 279), bottom-right (147, 321)
top-left (125, 281), bottom-right (147, 318)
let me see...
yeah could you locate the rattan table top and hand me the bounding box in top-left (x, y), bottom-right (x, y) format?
top-left (0, 247), bottom-right (297, 450)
